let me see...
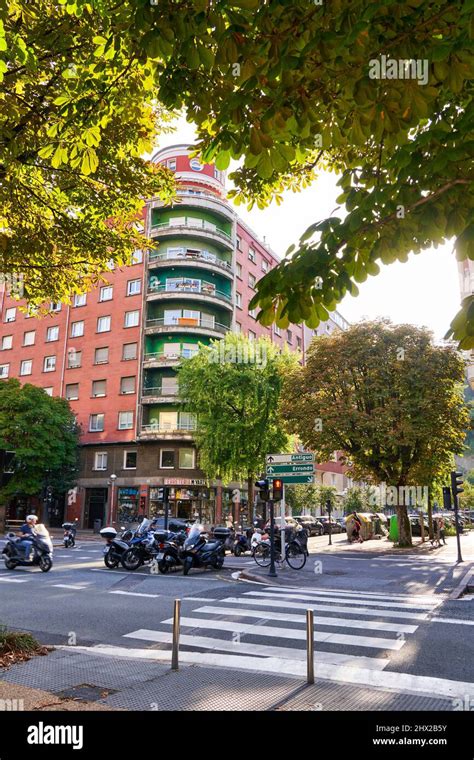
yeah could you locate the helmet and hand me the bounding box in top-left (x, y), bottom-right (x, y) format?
top-left (26, 514), bottom-right (38, 522)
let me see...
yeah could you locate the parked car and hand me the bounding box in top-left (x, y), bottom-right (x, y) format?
top-left (319, 517), bottom-right (344, 534)
top-left (294, 515), bottom-right (324, 536)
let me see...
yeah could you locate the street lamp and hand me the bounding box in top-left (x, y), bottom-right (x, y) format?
top-left (108, 474), bottom-right (117, 526)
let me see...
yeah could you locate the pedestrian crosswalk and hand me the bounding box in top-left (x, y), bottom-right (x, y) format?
top-left (124, 584), bottom-right (442, 677)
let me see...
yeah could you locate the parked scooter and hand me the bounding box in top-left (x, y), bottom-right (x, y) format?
top-left (120, 518), bottom-right (160, 571)
top-left (2, 525), bottom-right (53, 572)
top-left (181, 524), bottom-right (226, 575)
top-left (100, 525), bottom-right (135, 569)
top-left (233, 526), bottom-right (253, 556)
top-left (62, 519), bottom-right (78, 548)
top-left (154, 530), bottom-right (186, 573)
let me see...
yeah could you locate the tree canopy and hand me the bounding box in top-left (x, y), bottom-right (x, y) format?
top-left (280, 320), bottom-right (469, 545)
top-left (0, 379), bottom-right (79, 500)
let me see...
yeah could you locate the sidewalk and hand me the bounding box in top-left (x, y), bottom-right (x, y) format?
top-left (0, 648), bottom-right (456, 712)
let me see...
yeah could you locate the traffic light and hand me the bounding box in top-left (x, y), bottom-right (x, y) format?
top-left (272, 479), bottom-right (283, 501)
top-left (442, 486), bottom-right (452, 510)
top-left (451, 471), bottom-right (464, 499)
top-left (255, 477), bottom-right (270, 501)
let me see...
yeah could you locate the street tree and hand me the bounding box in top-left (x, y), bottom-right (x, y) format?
top-left (0, 379), bottom-right (79, 503)
top-left (0, 0), bottom-right (176, 306)
top-left (342, 486), bottom-right (373, 515)
top-left (280, 320), bottom-right (469, 546)
top-left (284, 483), bottom-right (319, 516)
top-left (177, 333), bottom-right (298, 516)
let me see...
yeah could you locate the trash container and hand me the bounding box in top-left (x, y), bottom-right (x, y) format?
top-left (389, 514), bottom-right (398, 542)
top-left (93, 518), bottom-right (102, 534)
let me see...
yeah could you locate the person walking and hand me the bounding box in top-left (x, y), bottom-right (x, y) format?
top-left (439, 517), bottom-right (447, 545)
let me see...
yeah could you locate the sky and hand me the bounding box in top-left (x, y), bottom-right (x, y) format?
top-left (157, 118), bottom-right (461, 342)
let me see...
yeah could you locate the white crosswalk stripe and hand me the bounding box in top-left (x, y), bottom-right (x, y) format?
top-left (123, 584), bottom-right (443, 679)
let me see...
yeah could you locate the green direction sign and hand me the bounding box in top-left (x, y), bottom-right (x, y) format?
top-left (266, 453), bottom-right (314, 463)
top-left (266, 464), bottom-right (314, 475)
top-left (268, 474), bottom-right (314, 484)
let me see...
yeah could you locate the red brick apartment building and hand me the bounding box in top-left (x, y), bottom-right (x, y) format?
top-left (0, 145), bottom-right (348, 529)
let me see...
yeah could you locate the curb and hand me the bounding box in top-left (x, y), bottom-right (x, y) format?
top-left (449, 564), bottom-right (474, 600)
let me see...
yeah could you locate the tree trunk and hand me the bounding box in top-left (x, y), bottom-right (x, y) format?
top-left (427, 489), bottom-right (434, 541)
top-left (396, 505), bottom-right (412, 546)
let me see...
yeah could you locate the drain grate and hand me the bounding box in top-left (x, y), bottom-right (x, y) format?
top-left (54, 683), bottom-right (117, 702)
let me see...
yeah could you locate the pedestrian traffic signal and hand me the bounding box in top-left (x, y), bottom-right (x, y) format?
top-left (451, 471), bottom-right (464, 497)
top-left (255, 478), bottom-right (270, 501)
top-left (442, 486), bottom-right (452, 510)
top-left (272, 479), bottom-right (283, 501)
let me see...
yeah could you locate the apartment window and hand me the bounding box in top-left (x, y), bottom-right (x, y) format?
top-left (179, 412), bottom-right (196, 430)
top-left (1, 335), bottom-right (12, 350)
top-left (132, 249), bottom-right (143, 264)
top-left (120, 376), bottom-right (136, 395)
top-left (248, 247), bottom-right (256, 263)
top-left (94, 452), bottom-right (108, 471)
top-left (65, 383), bottom-right (79, 400)
top-left (236, 292), bottom-right (242, 308)
top-left (67, 350), bottom-right (82, 368)
top-left (122, 343), bottom-right (137, 361)
top-left (235, 322), bottom-right (241, 333)
top-left (92, 379), bottom-right (106, 398)
top-left (23, 330), bottom-right (35, 346)
top-left (261, 259), bottom-right (269, 272)
top-left (160, 449), bottom-right (175, 469)
top-left (99, 285), bottom-right (113, 302)
top-left (167, 158), bottom-right (176, 171)
top-left (118, 411), bottom-right (133, 430)
top-left (127, 279), bottom-right (141, 296)
top-left (287, 329), bottom-right (293, 344)
top-left (46, 326), bottom-right (59, 342)
top-left (181, 343), bottom-right (198, 359)
top-left (0, 364), bottom-right (9, 378)
top-left (4, 307), bottom-right (16, 323)
top-left (248, 330), bottom-right (256, 341)
top-left (89, 414), bottom-right (105, 432)
top-left (94, 347), bottom-right (109, 365)
top-left (106, 258), bottom-right (115, 271)
top-left (97, 316), bottom-right (111, 333)
top-left (248, 273), bottom-right (256, 289)
top-left (73, 294), bottom-right (87, 307)
top-left (71, 321), bottom-right (84, 338)
top-left (179, 448), bottom-right (195, 469)
top-left (124, 310), bottom-right (139, 328)
top-left (236, 236), bottom-right (242, 251)
top-left (43, 355), bottom-right (56, 372)
top-left (43, 387), bottom-right (53, 396)
top-left (236, 263), bottom-right (242, 279)
top-left (123, 451), bottom-right (137, 470)
top-left (296, 336), bottom-right (302, 350)
top-left (249, 307), bottom-right (258, 319)
top-left (20, 359), bottom-right (32, 376)
top-left (50, 302), bottom-right (61, 313)
top-left (162, 376), bottom-right (178, 395)
top-left (274, 325), bottom-right (281, 337)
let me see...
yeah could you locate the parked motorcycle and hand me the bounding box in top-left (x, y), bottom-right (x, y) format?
top-left (154, 530), bottom-right (186, 573)
top-left (2, 525), bottom-right (53, 572)
top-left (120, 518), bottom-right (160, 571)
top-left (233, 529), bottom-right (252, 556)
top-left (181, 524), bottom-right (226, 575)
top-left (62, 519), bottom-right (78, 548)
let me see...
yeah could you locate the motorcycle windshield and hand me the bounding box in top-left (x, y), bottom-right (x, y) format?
top-left (137, 518), bottom-right (152, 535)
top-left (184, 524), bottom-right (203, 548)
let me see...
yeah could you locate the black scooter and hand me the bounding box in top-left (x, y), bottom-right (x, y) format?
top-left (2, 531), bottom-right (53, 572)
top-left (154, 530), bottom-right (186, 573)
top-left (62, 520), bottom-right (78, 548)
top-left (100, 526), bottom-right (135, 569)
top-left (181, 525), bottom-right (226, 575)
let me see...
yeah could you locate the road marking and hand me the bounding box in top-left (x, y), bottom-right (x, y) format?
top-left (260, 586), bottom-right (440, 603)
top-left (123, 629), bottom-right (388, 670)
top-left (0, 577), bottom-right (28, 583)
top-left (246, 590), bottom-right (438, 610)
top-left (428, 616), bottom-right (474, 625)
top-left (194, 605), bottom-right (418, 634)
top-left (161, 616), bottom-right (404, 650)
top-left (50, 584), bottom-right (87, 590)
top-left (64, 644), bottom-right (474, 700)
top-left (221, 595), bottom-right (430, 620)
top-left (182, 597), bottom-right (217, 602)
top-left (109, 590), bottom-right (160, 599)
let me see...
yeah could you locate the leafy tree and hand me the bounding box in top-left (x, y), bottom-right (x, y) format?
top-left (177, 333), bottom-right (298, 513)
top-left (318, 484), bottom-right (338, 513)
top-left (0, 0), bottom-right (176, 306)
top-left (280, 320), bottom-right (469, 546)
top-left (284, 483), bottom-right (319, 515)
top-left (0, 379), bottom-right (79, 502)
top-left (460, 480), bottom-right (474, 510)
top-left (342, 486), bottom-right (372, 515)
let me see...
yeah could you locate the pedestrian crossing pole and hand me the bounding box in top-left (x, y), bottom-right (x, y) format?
top-left (171, 599), bottom-right (181, 670)
top-left (268, 500), bottom-right (277, 577)
top-left (280, 484), bottom-right (286, 566)
top-left (306, 609), bottom-right (314, 684)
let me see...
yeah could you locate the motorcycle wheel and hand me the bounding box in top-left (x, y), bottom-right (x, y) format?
top-left (158, 560), bottom-right (169, 574)
top-left (4, 558), bottom-right (17, 570)
top-left (104, 553), bottom-right (120, 569)
top-left (233, 545), bottom-right (242, 557)
top-left (213, 556), bottom-right (224, 570)
top-left (39, 556), bottom-right (53, 572)
top-left (183, 557), bottom-right (193, 576)
top-left (121, 549), bottom-right (142, 571)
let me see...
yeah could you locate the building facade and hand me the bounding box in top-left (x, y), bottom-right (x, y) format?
top-left (0, 144), bottom-right (348, 529)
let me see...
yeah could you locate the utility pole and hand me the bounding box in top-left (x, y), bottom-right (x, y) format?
top-left (327, 498), bottom-right (333, 546)
top-left (450, 471), bottom-right (464, 564)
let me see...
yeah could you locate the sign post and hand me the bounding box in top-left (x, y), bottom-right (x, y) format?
top-left (280, 483), bottom-right (286, 566)
top-left (268, 500), bottom-right (277, 578)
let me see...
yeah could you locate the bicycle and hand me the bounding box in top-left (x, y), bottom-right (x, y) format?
top-left (253, 531), bottom-right (308, 570)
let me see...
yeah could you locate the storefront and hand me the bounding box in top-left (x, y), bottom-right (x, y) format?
top-left (117, 487), bottom-right (140, 524)
top-left (148, 480), bottom-right (215, 525)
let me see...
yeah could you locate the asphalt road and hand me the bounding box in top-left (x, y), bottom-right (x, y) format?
top-left (0, 535), bottom-right (473, 700)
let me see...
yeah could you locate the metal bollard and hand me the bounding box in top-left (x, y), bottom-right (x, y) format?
top-left (171, 599), bottom-right (181, 670)
top-left (306, 608), bottom-right (314, 684)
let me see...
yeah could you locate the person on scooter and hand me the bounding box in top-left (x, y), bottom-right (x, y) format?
top-left (18, 514), bottom-right (38, 558)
